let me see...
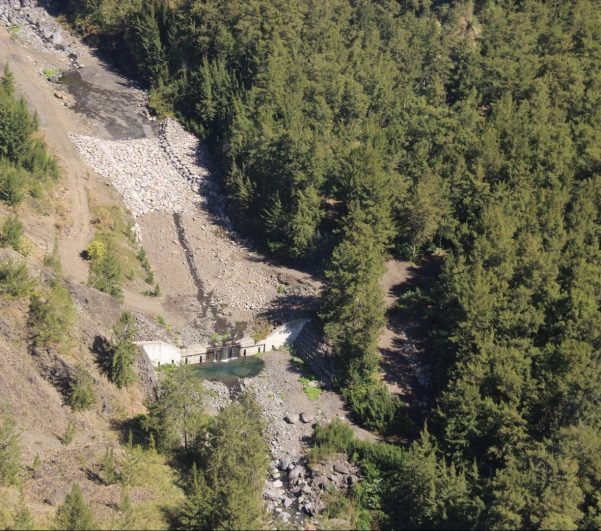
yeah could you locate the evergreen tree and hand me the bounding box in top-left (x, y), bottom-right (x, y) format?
top-left (28, 281), bottom-right (76, 348)
top-left (204, 394), bottom-right (268, 529)
top-left (68, 364), bottom-right (96, 411)
top-left (178, 463), bottom-right (215, 530)
top-left (53, 483), bottom-right (95, 531)
top-left (111, 311), bottom-right (138, 388)
top-left (89, 242), bottom-right (123, 300)
top-left (1, 64), bottom-right (15, 96)
top-left (145, 367), bottom-right (207, 453)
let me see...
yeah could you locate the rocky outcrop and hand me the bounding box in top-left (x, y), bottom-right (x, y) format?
top-left (0, 1), bottom-right (83, 66)
top-left (264, 454), bottom-right (360, 526)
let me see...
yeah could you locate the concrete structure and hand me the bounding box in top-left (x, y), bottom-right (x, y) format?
top-left (265, 319), bottom-right (310, 351)
top-left (136, 319), bottom-right (311, 368)
top-left (135, 340), bottom-right (182, 368)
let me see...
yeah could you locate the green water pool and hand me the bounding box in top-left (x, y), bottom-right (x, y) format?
top-left (187, 356), bottom-right (265, 386)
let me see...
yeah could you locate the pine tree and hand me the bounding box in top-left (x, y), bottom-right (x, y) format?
top-left (68, 365), bottom-right (96, 411)
top-left (1, 64), bottom-right (15, 96)
top-left (111, 311), bottom-right (138, 388)
top-left (117, 489), bottom-right (135, 530)
top-left (29, 281), bottom-right (76, 348)
top-left (204, 394), bottom-right (269, 530)
top-left (53, 483), bottom-right (95, 531)
top-left (145, 367), bottom-right (207, 453)
top-left (178, 464), bottom-right (215, 530)
top-left (11, 494), bottom-right (33, 531)
top-left (89, 243), bottom-right (123, 300)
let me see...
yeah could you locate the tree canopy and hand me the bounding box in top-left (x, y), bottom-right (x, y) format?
top-left (56, 0), bottom-right (601, 527)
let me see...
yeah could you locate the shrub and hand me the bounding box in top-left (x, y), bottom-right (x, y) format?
top-left (0, 259), bottom-right (33, 298)
top-left (0, 215), bottom-right (23, 250)
top-left (343, 378), bottom-right (411, 435)
top-left (8, 25), bottom-right (21, 40)
top-left (0, 163), bottom-right (27, 205)
top-left (29, 281), bottom-right (76, 347)
top-left (88, 243), bottom-right (123, 300)
top-left (0, 411), bottom-right (20, 485)
top-left (68, 365), bottom-right (96, 411)
top-left (85, 239), bottom-right (105, 261)
top-left (100, 447), bottom-right (119, 485)
top-left (251, 319), bottom-right (271, 343)
top-left (43, 235), bottom-right (62, 275)
top-left (62, 420), bottom-right (75, 445)
top-left (312, 419), bottom-right (355, 456)
top-left (144, 282), bottom-right (160, 297)
top-left (53, 483), bottom-right (96, 531)
top-left (42, 67), bottom-right (61, 79)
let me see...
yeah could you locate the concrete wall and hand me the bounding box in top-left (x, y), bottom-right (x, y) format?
top-left (136, 341), bottom-right (182, 367)
top-left (265, 319), bottom-right (310, 351)
top-left (137, 319), bottom-right (309, 368)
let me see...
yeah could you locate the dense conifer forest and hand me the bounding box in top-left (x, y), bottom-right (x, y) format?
top-left (48, 0), bottom-right (601, 528)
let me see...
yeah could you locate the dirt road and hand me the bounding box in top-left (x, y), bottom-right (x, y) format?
top-left (0, 27), bottom-right (165, 315)
top-left (0, 29), bottom-right (92, 282)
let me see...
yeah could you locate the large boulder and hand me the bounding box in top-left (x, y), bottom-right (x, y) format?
top-left (300, 411), bottom-right (314, 424)
top-left (288, 465), bottom-right (305, 482)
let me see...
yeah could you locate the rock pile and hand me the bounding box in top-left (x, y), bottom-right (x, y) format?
top-left (264, 455), bottom-right (360, 526)
top-left (160, 118), bottom-right (230, 223)
top-left (70, 134), bottom-right (200, 218)
top-left (159, 119), bottom-right (209, 188)
top-left (0, 1), bottom-right (84, 66)
top-left (202, 380), bottom-right (230, 414)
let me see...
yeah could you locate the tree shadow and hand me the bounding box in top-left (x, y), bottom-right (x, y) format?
top-left (379, 256), bottom-right (444, 425)
top-left (259, 290), bottom-right (320, 325)
top-left (110, 415), bottom-right (149, 448)
top-left (30, 346), bottom-right (73, 403)
top-left (92, 335), bottom-right (113, 377)
top-left (160, 506), bottom-right (182, 531)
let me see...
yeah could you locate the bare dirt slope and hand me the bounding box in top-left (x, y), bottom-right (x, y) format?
top-left (0, 28), bottom-right (165, 317)
top-left (0, 22), bottom-right (320, 345)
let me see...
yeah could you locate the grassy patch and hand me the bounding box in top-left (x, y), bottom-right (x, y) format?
top-left (42, 66), bottom-right (61, 79)
top-left (87, 202), bottom-right (153, 298)
top-left (299, 376), bottom-right (322, 401)
top-left (292, 355), bottom-right (322, 400)
top-left (8, 26), bottom-right (21, 40)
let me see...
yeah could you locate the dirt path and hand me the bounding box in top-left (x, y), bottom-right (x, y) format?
top-left (379, 260), bottom-right (414, 397)
top-left (0, 28), bottom-right (165, 316)
top-left (379, 259), bottom-right (433, 414)
top-left (0, 29), bottom-right (92, 282)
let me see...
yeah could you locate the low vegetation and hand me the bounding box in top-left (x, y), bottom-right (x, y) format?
top-left (86, 203), bottom-right (160, 300)
top-left (28, 280), bottom-right (76, 350)
top-left (0, 216), bottom-right (23, 251)
top-left (0, 65), bottom-right (59, 207)
top-left (68, 365), bottom-right (96, 412)
top-left (0, 259), bottom-right (32, 299)
top-left (0, 411), bottom-right (20, 487)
